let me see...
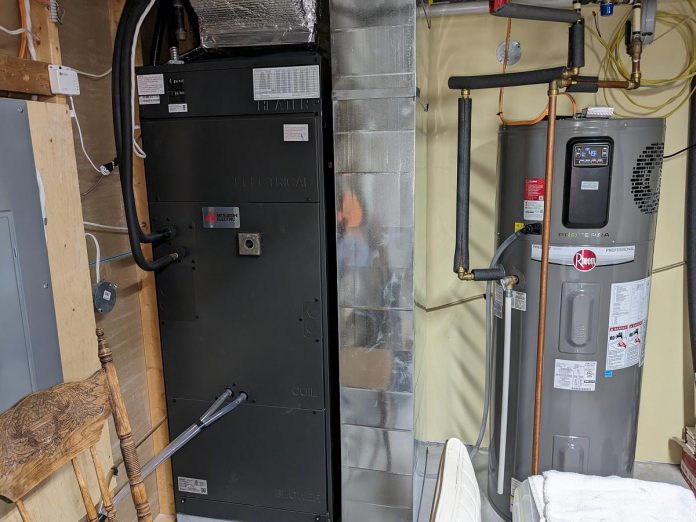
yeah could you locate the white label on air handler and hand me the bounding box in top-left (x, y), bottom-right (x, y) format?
top-left (136, 74), bottom-right (165, 95)
top-left (253, 65), bottom-right (320, 101)
top-left (283, 124), bottom-right (309, 142)
top-left (606, 276), bottom-right (651, 371)
top-left (554, 359), bottom-right (597, 391)
top-left (178, 476), bottom-right (208, 495)
top-left (581, 180), bottom-right (600, 191)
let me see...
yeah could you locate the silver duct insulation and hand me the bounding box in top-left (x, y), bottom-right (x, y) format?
top-left (330, 0), bottom-right (416, 520)
top-left (189, 0), bottom-right (317, 47)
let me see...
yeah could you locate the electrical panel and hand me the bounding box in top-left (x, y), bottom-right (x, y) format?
top-left (0, 99), bottom-right (63, 412)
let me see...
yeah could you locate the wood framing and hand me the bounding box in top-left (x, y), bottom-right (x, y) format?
top-left (0, 54), bottom-right (52, 96)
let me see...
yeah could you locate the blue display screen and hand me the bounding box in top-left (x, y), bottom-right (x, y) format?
top-left (573, 143), bottom-right (610, 166)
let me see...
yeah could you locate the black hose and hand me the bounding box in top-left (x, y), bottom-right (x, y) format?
top-left (113, 0), bottom-right (180, 271)
top-left (686, 75), bottom-right (696, 381)
top-left (448, 67), bottom-right (565, 91)
top-left (454, 96), bottom-right (472, 273)
top-left (568, 19), bottom-right (585, 69)
top-left (150, 0), bottom-right (168, 66)
top-left (491, 3), bottom-right (582, 24)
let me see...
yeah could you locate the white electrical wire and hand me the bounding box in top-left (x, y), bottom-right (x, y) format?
top-left (0, 24), bottom-right (34, 36)
top-left (85, 233), bottom-right (101, 283)
top-left (83, 221), bottom-right (128, 232)
top-left (130, 0), bottom-right (158, 159)
top-left (68, 96), bottom-right (108, 175)
top-left (22, 0), bottom-right (37, 60)
top-left (72, 67), bottom-right (113, 80)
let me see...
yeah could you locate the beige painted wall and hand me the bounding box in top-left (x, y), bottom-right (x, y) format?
top-left (415, 2), bottom-right (695, 464)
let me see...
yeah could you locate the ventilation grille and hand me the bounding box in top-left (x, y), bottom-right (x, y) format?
top-left (630, 142), bottom-right (664, 215)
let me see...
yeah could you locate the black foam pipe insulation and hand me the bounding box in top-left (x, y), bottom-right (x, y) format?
top-left (454, 96), bottom-right (472, 273)
top-left (449, 67), bottom-right (566, 90)
top-left (686, 75), bottom-right (696, 380)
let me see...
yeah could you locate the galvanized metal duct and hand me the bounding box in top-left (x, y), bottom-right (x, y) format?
top-left (188, 0), bottom-right (317, 47)
top-left (330, 0), bottom-right (416, 520)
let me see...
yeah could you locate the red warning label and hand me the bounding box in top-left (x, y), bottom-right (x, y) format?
top-left (524, 178), bottom-right (545, 221)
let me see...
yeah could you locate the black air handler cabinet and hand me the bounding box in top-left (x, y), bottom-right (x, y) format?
top-left (138, 52), bottom-right (338, 522)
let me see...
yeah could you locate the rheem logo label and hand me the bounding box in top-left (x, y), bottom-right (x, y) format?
top-left (573, 249), bottom-right (597, 272)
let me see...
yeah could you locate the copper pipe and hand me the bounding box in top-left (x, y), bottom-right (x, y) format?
top-left (596, 80), bottom-right (632, 89)
top-left (531, 82), bottom-right (558, 475)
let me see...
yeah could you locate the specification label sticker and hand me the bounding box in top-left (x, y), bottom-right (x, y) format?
top-left (606, 276), bottom-right (651, 371)
top-left (523, 178), bottom-right (545, 221)
top-left (283, 123), bottom-right (309, 142)
top-left (253, 65), bottom-right (320, 101)
top-left (178, 476), bottom-right (208, 495)
top-left (553, 359), bottom-right (597, 392)
top-left (136, 74), bottom-right (165, 95)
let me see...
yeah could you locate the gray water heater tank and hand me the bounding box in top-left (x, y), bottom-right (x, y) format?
top-left (488, 117), bottom-right (665, 520)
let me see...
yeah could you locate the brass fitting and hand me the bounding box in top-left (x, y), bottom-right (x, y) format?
top-left (548, 80), bottom-right (560, 97)
top-left (461, 88), bottom-right (471, 99)
top-left (501, 275), bottom-right (519, 289)
top-left (457, 266), bottom-right (474, 281)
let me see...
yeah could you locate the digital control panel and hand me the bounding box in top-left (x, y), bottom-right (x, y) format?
top-left (573, 143), bottom-right (610, 167)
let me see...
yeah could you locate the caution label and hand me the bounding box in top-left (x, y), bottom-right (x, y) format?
top-left (523, 178), bottom-right (545, 221)
top-left (178, 476), bottom-right (208, 495)
top-left (606, 276), bottom-right (651, 371)
top-left (553, 359), bottom-right (597, 391)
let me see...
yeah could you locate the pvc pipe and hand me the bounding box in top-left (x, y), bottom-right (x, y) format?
top-left (497, 288), bottom-right (513, 495)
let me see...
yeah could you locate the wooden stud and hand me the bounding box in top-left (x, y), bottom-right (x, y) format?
top-left (97, 329), bottom-right (153, 522)
top-left (0, 54), bottom-right (53, 97)
top-left (90, 446), bottom-right (117, 522)
top-left (71, 458), bottom-right (98, 522)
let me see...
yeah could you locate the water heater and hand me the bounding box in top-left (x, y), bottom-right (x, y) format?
top-left (489, 117), bottom-right (665, 519)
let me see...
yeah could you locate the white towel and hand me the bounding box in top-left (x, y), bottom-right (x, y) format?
top-left (430, 438), bottom-right (481, 522)
top-left (542, 470), bottom-right (696, 522)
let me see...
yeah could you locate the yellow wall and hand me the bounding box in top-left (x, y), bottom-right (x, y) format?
top-left (415, 2), bottom-right (695, 464)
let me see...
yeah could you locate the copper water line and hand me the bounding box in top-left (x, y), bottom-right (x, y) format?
top-left (531, 81), bottom-right (558, 475)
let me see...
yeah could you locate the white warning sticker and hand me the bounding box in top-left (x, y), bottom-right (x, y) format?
top-left (253, 65), bottom-right (320, 101)
top-left (283, 123), bottom-right (309, 142)
top-left (138, 95), bottom-right (160, 105)
top-left (178, 476), bottom-right (208, 495)
top-left (606, 276), bottom-right (651, 371)
top-left (136, 74), bottom-right (165, 95)
top-left (553, 359), bottom-right (597, 391)
top-left (512, 290), bottom-right (526, 312)
top-left (168, 103), bottom-right (188, 113)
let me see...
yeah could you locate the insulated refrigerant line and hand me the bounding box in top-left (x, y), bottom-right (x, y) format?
top-left (532, 83), bottom-right (559, 476)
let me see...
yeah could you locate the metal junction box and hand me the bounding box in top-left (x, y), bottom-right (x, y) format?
top-left (138, 51), bottom-right (338, 522)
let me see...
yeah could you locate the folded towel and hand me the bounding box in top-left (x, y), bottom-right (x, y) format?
top-left (542, 470), bottom-right (696, 522)
top-left (430, 438), bottom-right (481, 522)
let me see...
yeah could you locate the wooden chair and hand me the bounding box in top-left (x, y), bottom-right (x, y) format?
top-left (0, 328), bottom-right (152, 522)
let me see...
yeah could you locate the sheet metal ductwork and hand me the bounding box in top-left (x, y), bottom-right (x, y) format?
top-left (188, 0), bottom-right (318, 47)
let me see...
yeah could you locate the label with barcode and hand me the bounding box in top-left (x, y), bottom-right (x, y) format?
top-left (178, 476), bottom-right (208, 495)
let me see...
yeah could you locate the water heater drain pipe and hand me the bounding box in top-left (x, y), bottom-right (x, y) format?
top-left (497, 276), bottom-right (518, 495)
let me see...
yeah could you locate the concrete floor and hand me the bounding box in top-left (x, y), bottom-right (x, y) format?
top-left (413, 442), bottom-right (688, 522)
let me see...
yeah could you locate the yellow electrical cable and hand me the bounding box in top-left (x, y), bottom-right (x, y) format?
top-left (586, 4), bottom-right (696, 118)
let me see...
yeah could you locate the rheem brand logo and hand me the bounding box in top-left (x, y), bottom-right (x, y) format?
top-left (573, 249), bottom-right (597, 272)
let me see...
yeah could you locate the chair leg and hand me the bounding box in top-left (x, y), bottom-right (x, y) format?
top-left (15, 499), bottom-right (31, 522)
top-left (97, 328), bottom-right (153, 522)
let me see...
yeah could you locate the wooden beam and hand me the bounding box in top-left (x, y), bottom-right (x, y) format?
top-left (108, 1), bottom-right (176, 516)
top-left (0, 54), bottom-right (52, 96)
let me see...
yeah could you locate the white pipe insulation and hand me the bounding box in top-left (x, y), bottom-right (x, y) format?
top-left (497, 286), bottom-right (513, 495)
